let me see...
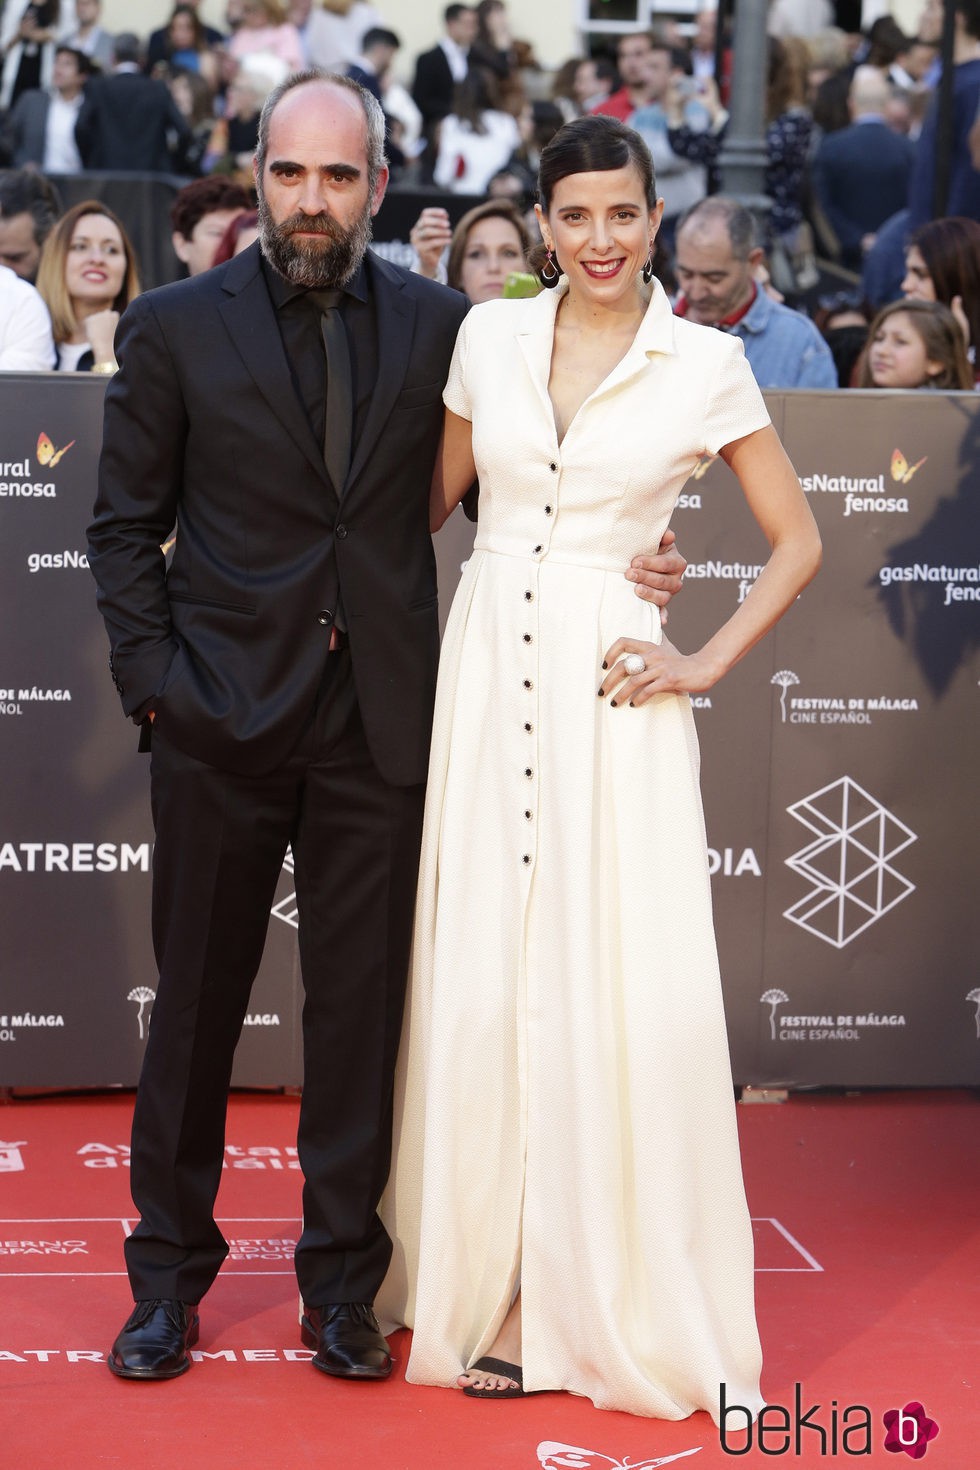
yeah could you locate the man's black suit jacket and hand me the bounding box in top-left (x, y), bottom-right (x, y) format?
top-left (411, 45), bottom-right (458, 125)
top-left (811, 121), bottom-right (914, 266)
top-left (88, 244), bottom-right (468, 786)
top-left (74, 71), bottom-right (192, 172)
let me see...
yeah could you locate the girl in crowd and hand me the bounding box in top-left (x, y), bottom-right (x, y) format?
top-left (859, 298), bottom-right (973, 390)
top-left (35, 200), bottom-right (140, 373)
top-left (901, 216), bottom-right (980, 378)
top-left (380, 115), bottom-right (821, 1420)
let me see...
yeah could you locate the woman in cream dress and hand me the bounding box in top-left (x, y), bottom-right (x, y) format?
top-left (378, 116), bottom-right (821, 1423)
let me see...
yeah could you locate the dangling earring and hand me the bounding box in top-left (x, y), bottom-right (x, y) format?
top-left (541, 249), bottom-right (560, 287)
top-left (641, 245), bottom-right (655, 286)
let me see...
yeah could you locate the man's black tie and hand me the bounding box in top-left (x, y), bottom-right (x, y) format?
top-left (309, 287), bottom-right (352, 496)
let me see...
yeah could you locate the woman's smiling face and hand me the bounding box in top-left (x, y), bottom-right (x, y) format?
top-left (538, 164), bottom-right (661, 304)
top-left (65, 214), bottom-right (126, 311)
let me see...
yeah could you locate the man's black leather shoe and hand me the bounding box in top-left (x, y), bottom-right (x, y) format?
top-left (107, 1299), bottom-right (200, 1380)
top-left (301, 1302), bottom-right (393, 1379)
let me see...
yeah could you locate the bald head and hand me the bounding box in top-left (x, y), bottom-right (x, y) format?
top-left (255, 74), bottom-right (390, 288)
top-left (255, 70), bottom-right (387, 190)
top-left (848, 66), bottom-right (891, 118)
top-left (675, 197), bottom-right (762, 325)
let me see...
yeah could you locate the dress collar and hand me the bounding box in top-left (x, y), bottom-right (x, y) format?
top-left (523, 275), bottom-right (678, 360)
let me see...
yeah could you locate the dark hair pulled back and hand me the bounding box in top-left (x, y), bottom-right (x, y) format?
top-left (536, 114), bottom-right (658, 213)
top-left (532, 115), bottom-right (657, 285)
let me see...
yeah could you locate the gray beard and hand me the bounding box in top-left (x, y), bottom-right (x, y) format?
top-left (257, 194), bottom-right (373, 288)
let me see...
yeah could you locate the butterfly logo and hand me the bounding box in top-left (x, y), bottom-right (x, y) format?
top-left (536, 1443), bottom-right (703, 1469)
top-left (690, 454), bottom-right (718, 481)
top-left (890, 449), bottom-right (926, 485)
top-left (36, 431), bottom-right (75, 469)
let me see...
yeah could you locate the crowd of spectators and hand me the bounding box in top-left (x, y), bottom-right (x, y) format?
top-left (0, 0), bottom-right (975, 389)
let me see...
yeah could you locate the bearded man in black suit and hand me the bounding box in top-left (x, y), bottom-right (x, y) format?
top-left (88, 71), bottom-right (684, 1385)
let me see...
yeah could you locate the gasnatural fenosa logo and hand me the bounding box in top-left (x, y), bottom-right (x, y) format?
top-left (890, 449), bottom-right (926, 484)
top-left (35, 431), bottom-right (75, 469)
top-left (798, 446), bottom-right (927, 519)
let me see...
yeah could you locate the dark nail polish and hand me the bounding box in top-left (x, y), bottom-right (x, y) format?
top-left (597, 687), bottom-right (604, 697)
top-left (601, 661), bottom-right (608, 670)
top-left (629, 700), bottom-right (635, 707)
top-left (610, 699), bottom-right (617, 707)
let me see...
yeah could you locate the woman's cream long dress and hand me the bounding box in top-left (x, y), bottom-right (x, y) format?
top-left (378, 279), bottom-right (770, 1423)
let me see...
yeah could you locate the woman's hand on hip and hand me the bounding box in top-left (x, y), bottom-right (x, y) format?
top-left (598, 636), bottom-right (723, 705)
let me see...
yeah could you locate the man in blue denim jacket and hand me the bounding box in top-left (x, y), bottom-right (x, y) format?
top-left (674, 197), bottom-right (837, 390)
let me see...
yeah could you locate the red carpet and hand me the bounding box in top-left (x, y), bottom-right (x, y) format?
top-left (0, 1090), bottom-right (975, 1468)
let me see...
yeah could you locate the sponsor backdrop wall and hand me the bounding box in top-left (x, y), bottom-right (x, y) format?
top-left (1, 379), bottom-right (977, 1089)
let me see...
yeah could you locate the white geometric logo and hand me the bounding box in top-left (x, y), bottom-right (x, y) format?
top-left (783, 776), bottom-right (916, 948)
top-left (271, 846), bottom-right (298, 929)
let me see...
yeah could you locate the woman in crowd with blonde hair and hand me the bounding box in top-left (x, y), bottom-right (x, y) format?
top-left (445, 198), bottom-right (530, 302)
top-left (35, 200), bottom-right (140, 373)
top-left (412, 197), bottom-right (531, 304)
